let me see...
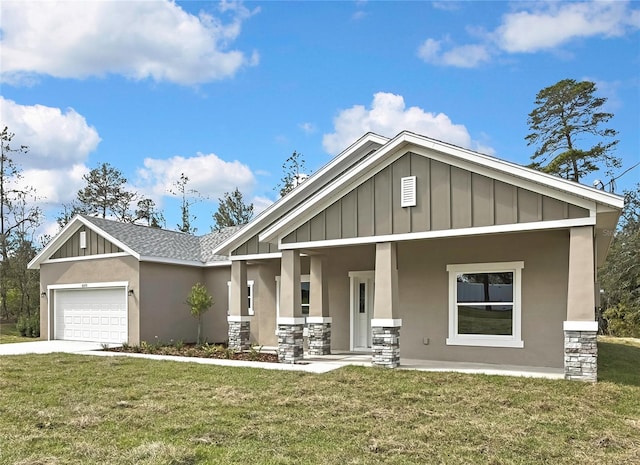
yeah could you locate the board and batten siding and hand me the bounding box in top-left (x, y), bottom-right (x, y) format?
top-left (282, 152), bottom-right (589, 244)
top-left (231, 233), bottom-right (279, 256)
top-left (51, 227), bottom-right (122, 259)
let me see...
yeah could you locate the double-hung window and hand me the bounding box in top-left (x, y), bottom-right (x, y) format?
top-left (227, 281), bottom-right (255, 316)
top-left (446, 262), bottom-right (524, 348)
top-left (276, 275), bottom-right (311, 318)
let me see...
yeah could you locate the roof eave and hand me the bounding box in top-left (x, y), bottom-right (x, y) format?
top-left (210, 132), bottom-right (389, 256)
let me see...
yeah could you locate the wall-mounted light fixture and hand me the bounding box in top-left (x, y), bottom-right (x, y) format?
top-left (40, 291), bottom-right (47, 298)
top-left (128, 289), bottom-right (134, 297)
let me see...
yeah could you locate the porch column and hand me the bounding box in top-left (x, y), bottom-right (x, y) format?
top-left (278, 249), bottom-right (304, 363)
top-left (372, 242), bottom-right (402, 368)
top-left (227, 259), bottom-right (250, 351)
top-left (564, 226), bottom-right (598, 382)
top-left (308, 255), bottom-right (331, 355)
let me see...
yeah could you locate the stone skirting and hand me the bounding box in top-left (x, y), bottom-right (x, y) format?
top-left (228, 320), bottom-right (250, 351)
top-left (564, 329), bottom-right (597, 382)
top-left (278, 323), bottom-right (304, 363)
top-left (372, 325), bottom-right (401, 368)
top-left (308, 322), bottom-right (331, 356)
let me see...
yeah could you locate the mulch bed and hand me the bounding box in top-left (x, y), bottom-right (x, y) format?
top-left (105, 343), bottom-right (279, 363)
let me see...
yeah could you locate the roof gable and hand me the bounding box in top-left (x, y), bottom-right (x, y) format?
top-left (28, 215), bottom-right (238, 269)
top-left (281, 152), bottom-right (591, 245)
top-left (210, 132), bottom-right (389, 256)
top-left (260, 131), bottom-right (623, 245)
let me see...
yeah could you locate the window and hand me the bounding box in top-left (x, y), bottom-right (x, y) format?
top-left (446, 262), bottom-right (524, 348)
top-left (276, 275), bottom-right (311, 318)
top-left (227, 280), bottom-right (254, 316)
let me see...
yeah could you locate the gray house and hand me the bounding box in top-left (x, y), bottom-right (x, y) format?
top-left (29, 131), bottom-right (624, 381)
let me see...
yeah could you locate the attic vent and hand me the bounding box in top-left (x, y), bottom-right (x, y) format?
top-left (80, 231), bottom-right (87, 249)
top-left (400, 176), bottom-right (416, 207)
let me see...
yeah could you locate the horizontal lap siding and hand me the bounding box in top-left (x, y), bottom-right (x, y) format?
top-left (280, 152), bottom-right (590, 244)
top-left (51, 227), bottom-right (122, 259)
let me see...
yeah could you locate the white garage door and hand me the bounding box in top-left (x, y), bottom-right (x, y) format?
top-left (55, 288), bottom-right (127, 343)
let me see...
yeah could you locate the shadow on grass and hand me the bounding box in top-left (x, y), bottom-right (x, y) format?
top-left (598, 339), bottom-right (640, 386)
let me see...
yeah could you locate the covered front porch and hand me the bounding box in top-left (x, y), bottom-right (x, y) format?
top-left (226, 227), bottom-right (601, 381)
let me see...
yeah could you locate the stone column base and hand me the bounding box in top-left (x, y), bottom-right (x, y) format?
top-left (227, 317), bottom-right (250, 351)
top-left (278, 318), bottom-right (305, 363)
top-left (307, 317), bottom-right (331, 356)
top-left (371, 319), bottom-right (402, 368)
top-left (564, 321), bottom-right (598, 382)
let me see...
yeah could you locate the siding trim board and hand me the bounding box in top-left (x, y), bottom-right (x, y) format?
top-left (279, 216), bottom-right (595, 250)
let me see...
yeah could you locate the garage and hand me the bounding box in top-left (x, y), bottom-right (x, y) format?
top-left (54, 287), bottom-right (128, 343)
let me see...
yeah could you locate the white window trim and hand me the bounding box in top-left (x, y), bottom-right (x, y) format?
top-left (275, 274), bottom-right (311, 334)
top-left (446, 261), bottom-right (524, 348)
top-left (227, 280), bottom-right (255, 316)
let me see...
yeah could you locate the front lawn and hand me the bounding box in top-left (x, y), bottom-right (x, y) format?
top-left (0, 322), bottom-right (38, 344)
top-left (0, 339), bottom-right (639, 465)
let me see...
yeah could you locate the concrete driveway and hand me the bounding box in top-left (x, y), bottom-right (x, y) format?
top-left (0, 340), bottom-right (114, 356)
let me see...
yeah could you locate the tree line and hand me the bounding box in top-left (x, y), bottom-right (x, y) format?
top-left (0, 79), bottom-right (637, 337)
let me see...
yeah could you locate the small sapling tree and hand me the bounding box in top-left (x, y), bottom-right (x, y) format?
top-left (186, 282), bottom-right (213, 345)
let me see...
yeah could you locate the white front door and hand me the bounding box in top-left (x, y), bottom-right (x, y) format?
top-left (350, 271), bottom-right (374, 351)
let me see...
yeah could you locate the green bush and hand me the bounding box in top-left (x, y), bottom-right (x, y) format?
top-left (604, 303), bottom-right (640, 338)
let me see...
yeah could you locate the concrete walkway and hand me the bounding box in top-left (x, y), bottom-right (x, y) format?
top-left (0, 340), bottom-right (114, 355)
top-left (0, 341), bottom-right (564, 379)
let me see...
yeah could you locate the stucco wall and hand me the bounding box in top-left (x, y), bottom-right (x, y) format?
top-left (138, 262), bottom-right (205, 344)
top-left (201, 266), bottom-right (232, 344)
top-left (39, 256), bottom-right (140, 343)
top-left (245, 230), bottom-right (570, 368)
top-left (396, 230), bottom-right (569, 368)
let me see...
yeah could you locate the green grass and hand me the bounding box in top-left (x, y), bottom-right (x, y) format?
top-left (0, 322), bottom-right (38, 344)
top-left (1, 339), bottom-right (639, 464)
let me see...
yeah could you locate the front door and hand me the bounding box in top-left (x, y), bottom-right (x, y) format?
top-left (350, 271), bottom-right (374, 351)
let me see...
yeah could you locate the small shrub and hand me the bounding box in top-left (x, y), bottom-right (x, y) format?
top-left (248, 344), bottom-right (263, 361)
top-left (16, 317), bottom-right (27, 337)
top-left (30, 314), bottom-right (40, 338)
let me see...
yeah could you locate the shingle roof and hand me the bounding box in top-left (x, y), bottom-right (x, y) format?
top-left (81, 215), bottom-right (242, 263)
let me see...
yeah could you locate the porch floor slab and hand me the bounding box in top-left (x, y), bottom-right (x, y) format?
top-left (303, 351), bottom-right (564, 379)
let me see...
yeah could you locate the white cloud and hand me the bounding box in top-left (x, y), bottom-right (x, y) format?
top-left (0, 97), bottom-right (101, 170)
top-left (299, 122), bottom-right (316, 134)
top-left (137, 153), bottom-right (256, 200)
top-left (322, 92), bottom-right (492, 155)
top-left (21, 164), bottom-right (89, 205)
top-left (1, 0), bottom-right (259, 85)
top-left (251, 195), bottom-right (274, 215)
top-left (417, 38), bottom-right (490, 68)
top-left (497, 1), bottom-right (639, 53)
top-left (418, 1), bottom-right (639, 68)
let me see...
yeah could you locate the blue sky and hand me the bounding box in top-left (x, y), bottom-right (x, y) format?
top-left (1, 0), bottom-right (639, 238)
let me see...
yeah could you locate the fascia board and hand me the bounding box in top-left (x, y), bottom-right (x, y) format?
top-left (28, 215), bottom-right (141, 270)
top-left (210, 132), bottom-right (389, 255)
top-left (402, 132), bottom-right (624, 210)
top-left (259, 134), bottom-right (415, 242)
top-left (260, 131), bottom-right (623, 243)
top-left (138, 256), bottom-right (204, 267)
top-left (78, 217), bottom-right (141, 260)
top-left (28, 217), bottom-right (84, 269)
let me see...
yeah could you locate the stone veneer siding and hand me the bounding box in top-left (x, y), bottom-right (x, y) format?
top-left (372, 325), bottom-right (400, 368)
top-left (228, 321), bottom-right (250, 351)
top-left (564, 330), bottom-right (597, 382)
top-left (308, 322), bottom-right (331, 355)
top-left (278, 324), bottom-right (304, 363)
